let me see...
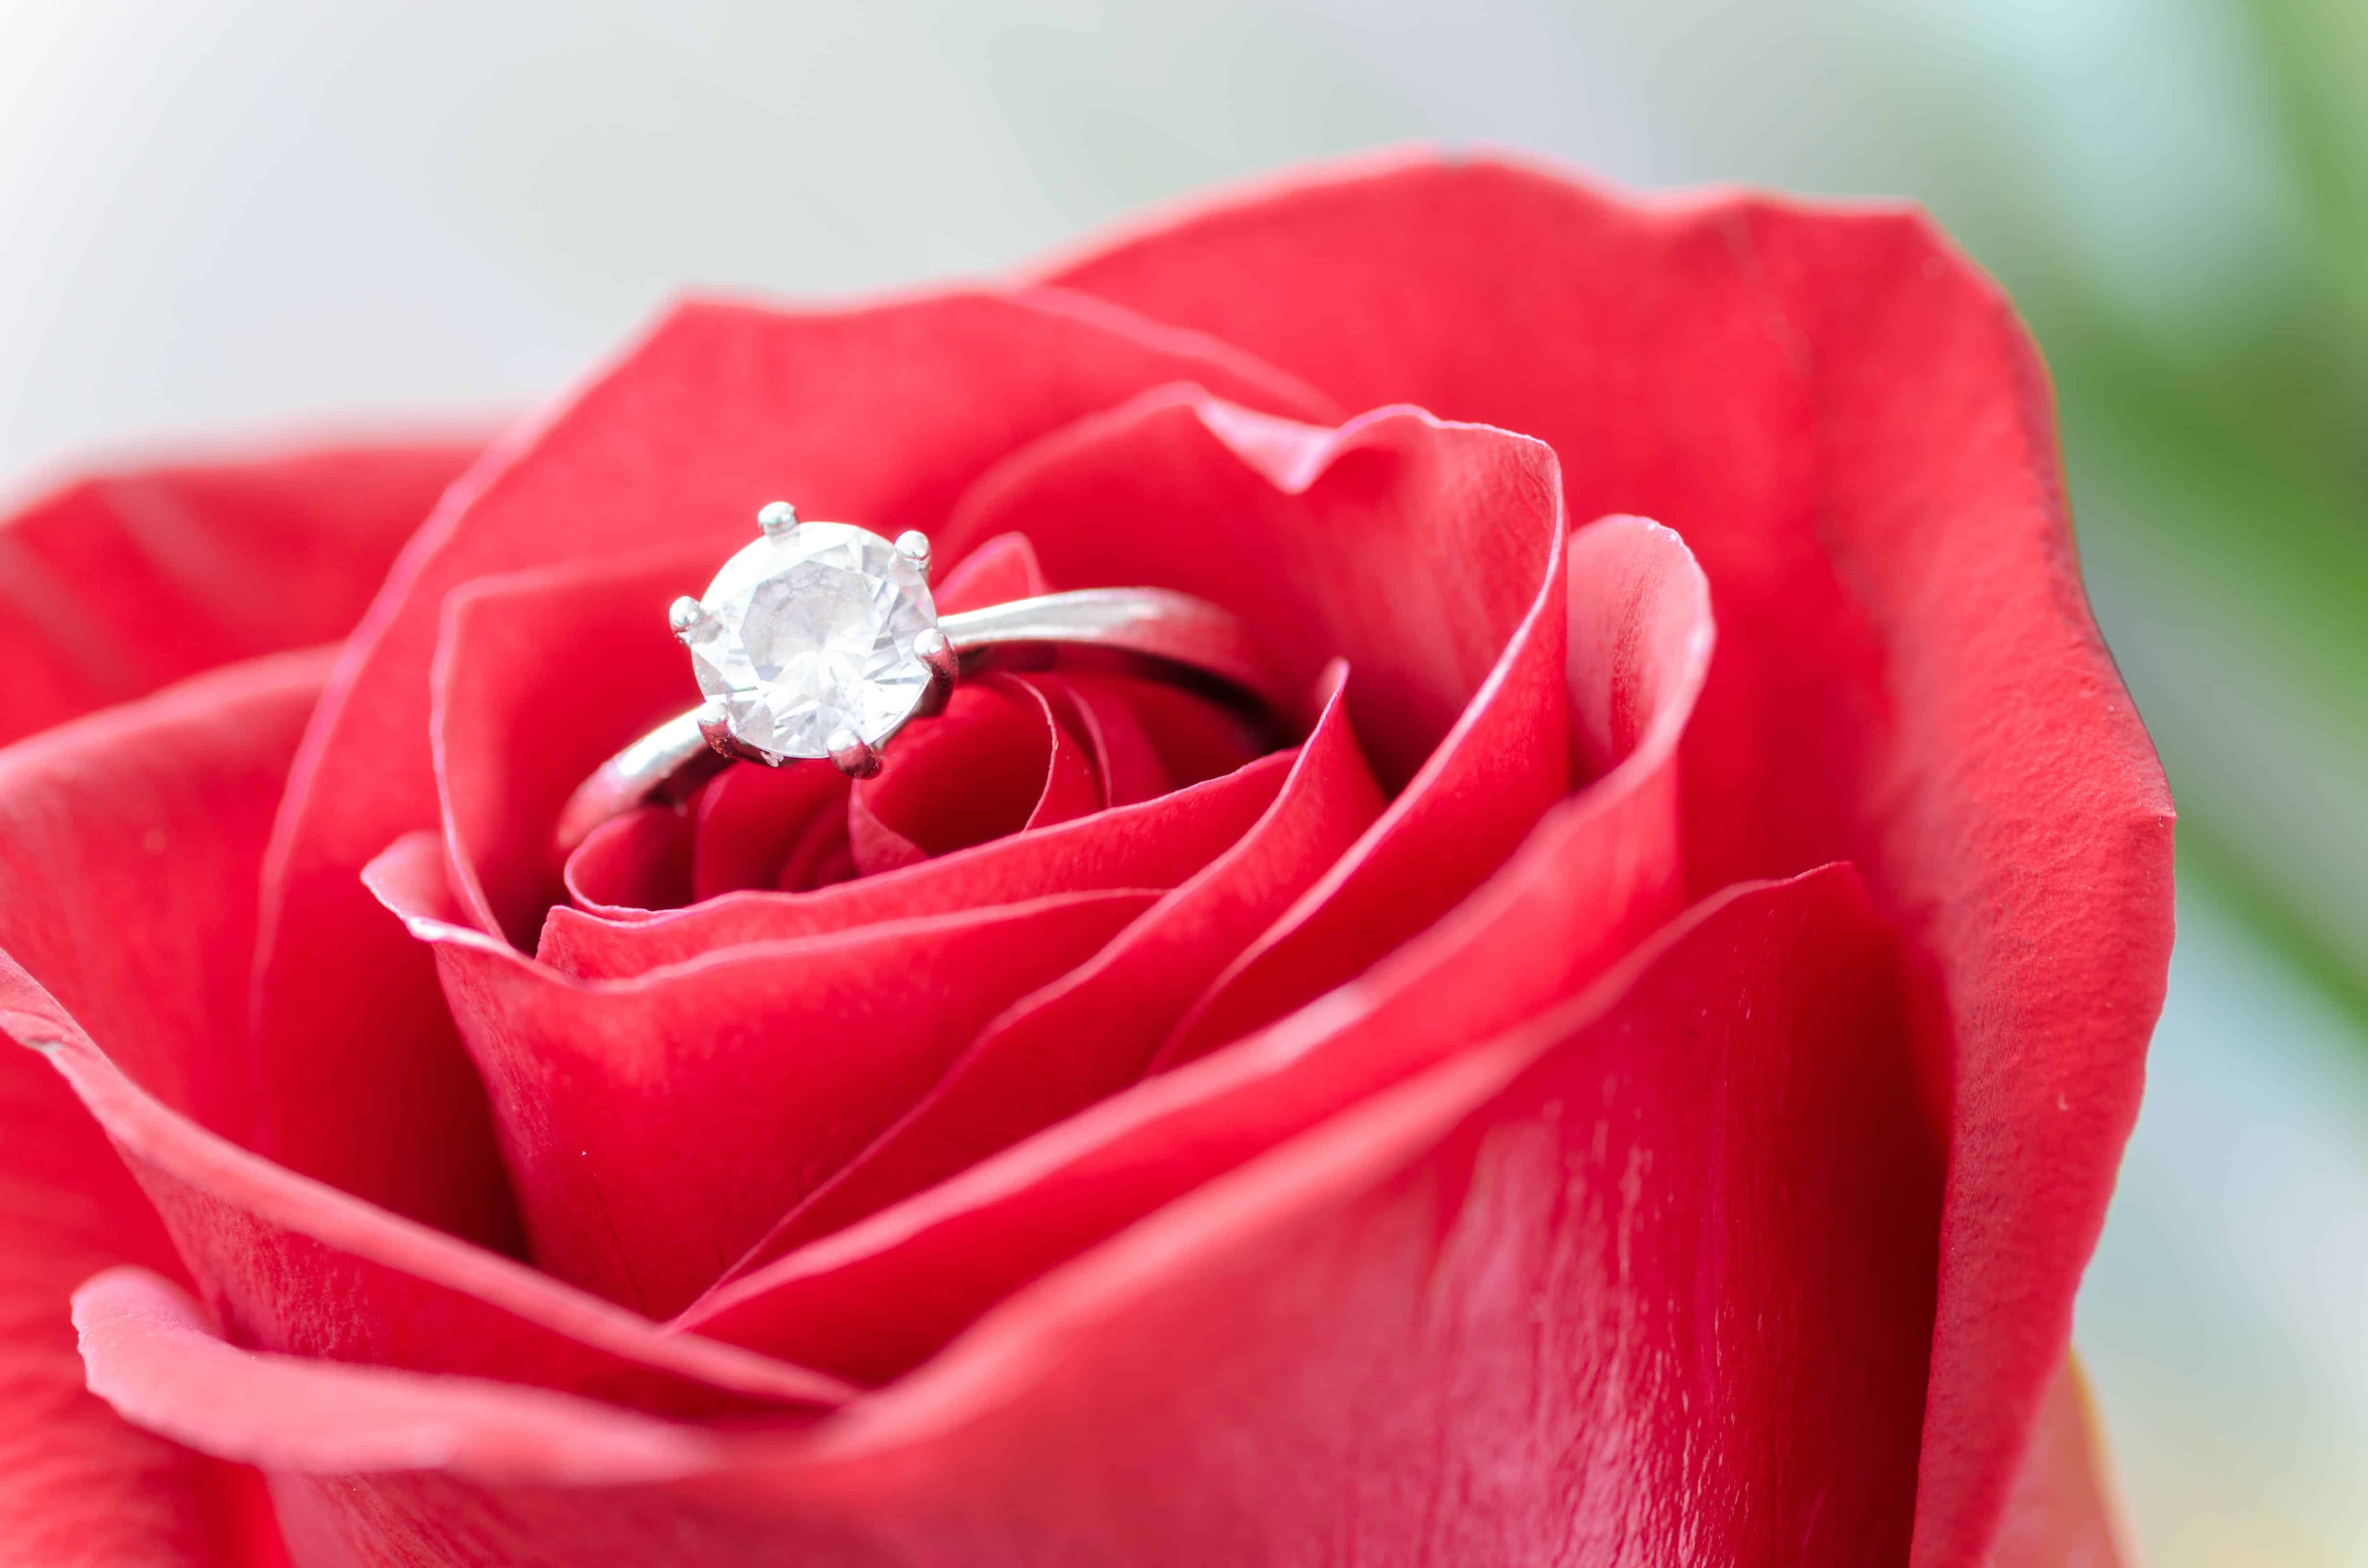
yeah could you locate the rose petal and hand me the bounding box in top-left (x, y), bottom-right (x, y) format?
top-left (930, 529), bottom-right (1053, 612)
top-left (74, 1267), bottom-right (729, 1486)
top-left (427, 549), bottom-right (1155, 941)
top-left (99, 869), bottom-right (1941, 1566)
top-left (846, 675), bottom-right (1103, 873)
top-left (723, 662), bottom-right (1383, 1274)
top-left (0, 441), bottom-right (478, 747)
top-left (678, 512), bottom-right (1713, 1377)
top-left (538, 748), bottom-right (1295, 980)
top-left (703, 763), bottom-right (854, 901)
top-left (757, 867), bottom-right (1935, 1563)
top-left (0, 1038), bottom-right (269, 1567)
top-left (1036, 672), bottom-right (1173, 808)
top-left (938, 392), bottom-right (1572, 1060)
top-left (248, 290), bottom-right (1336, 1237)
top-left (0, 652), bottom-right (846, 1421)
top-left (434, 551), bottom-right (712, 948)
top-left (1051, 152), bottom-right (2175, 1561)
top-left (0, 655), bottom-right (340, 1565)
top-left (563, 805), bottom-right (701, 915)
top-left (36, 1025), bottom-right (846, 1415)
top-left (370, 832), bottom-right (1163, 1317)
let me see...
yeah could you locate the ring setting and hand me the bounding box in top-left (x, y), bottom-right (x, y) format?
top-left (668, 502), bottom-right (953, 780)
top-left (555, 500), bottom-right (1286, 860)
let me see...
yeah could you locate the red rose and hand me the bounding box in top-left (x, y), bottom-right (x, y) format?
top-left (1, 150), bottom-right (2168, 1566)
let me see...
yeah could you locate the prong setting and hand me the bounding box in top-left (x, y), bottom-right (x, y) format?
top-left (910, 626), bottom-right (958, 720)
top-left (914, 626), bottom-right (958, 682)
top-left (679, 514), bottom-right (942, 771)
top-left (894, 529), bottom-right (932, 580)
top-left (693, 698), bottom-right (739, 760)
top-left (827, 728), bottom-right (882, 779)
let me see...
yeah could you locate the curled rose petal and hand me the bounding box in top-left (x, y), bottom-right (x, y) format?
top-left (714, 666), bottom-right (1371, 1271)
top-left (368, 832), bottom-right (1165, 1317)
top-left (247, 291), bottom-right (1338, 1242)
top-left (74, 1268), bottom-right (730, 1487)
top-left (562, 804), bottom-right (704, 916)
top-left (692, 762), bottom-right (854, 902)
top-left (39, 1025), bottom-right (847, 1415)
top-left (434, 551), bottom-right (712, 949)
top-left (0, 652), bottom-right (846, 1422)
top-left (845, 675), bottom-right (1106, 872)
top-left (725, 662), bottom-right (1384, 1272)
top-left (536, 749), bottom-right (1298, 981)
top-left (940, 392), bottom-right (1573, 1058)
top-left (0, 440), bottom-right (479, 747)
top-left (1049, 151), bottom-right (2176, 1562)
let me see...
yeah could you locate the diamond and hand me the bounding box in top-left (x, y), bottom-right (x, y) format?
top-left (682, 521), bottom-right (939, 761)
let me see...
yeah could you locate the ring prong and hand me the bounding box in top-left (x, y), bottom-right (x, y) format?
top-left (693, 698), bottom-right (737, 760)
top-left (757, 501), bottom-right (799, 539)
top-left (668, 595), bottom-right (707, 641)
top-left (913, 626), bottom-right (958, 682)
top-left (827, 728), bottom-right (882, 779)
top-left (894, 529), bottom-right (932, 580)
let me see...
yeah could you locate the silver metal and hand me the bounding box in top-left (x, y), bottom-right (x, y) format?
top-left (757, 500), bottom-right (799, 539)
top-left (827, 728), bottom-right (882, 778)
top-left (554, 583), bottom-right (1284, 859)
top-left (909, 626), bottom-right (958, 721)
top-left (668, 595), bottom-right (706, 639)
top-left (894, 529), bottom-right (932, 580)
top-left (913, 626), bottom-right (957, 681)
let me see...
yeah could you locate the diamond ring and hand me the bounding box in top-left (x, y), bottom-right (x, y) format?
top-left (554, 502), bottom-right (1285, 858)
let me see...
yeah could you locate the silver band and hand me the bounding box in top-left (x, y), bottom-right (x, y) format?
top-left (555, 587), bottom-right (1283, 858)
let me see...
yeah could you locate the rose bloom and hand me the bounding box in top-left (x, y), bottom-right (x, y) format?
top-left (0, 150), bottom-right (2170, 1567)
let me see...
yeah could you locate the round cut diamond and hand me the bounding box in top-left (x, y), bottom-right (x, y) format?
top-left (684, 522), bottom-right (939, 760)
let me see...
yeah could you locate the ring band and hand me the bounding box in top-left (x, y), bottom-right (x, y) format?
top-left (554, 504), bottom-right (1283, 859)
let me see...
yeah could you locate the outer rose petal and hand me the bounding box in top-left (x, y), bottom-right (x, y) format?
top-left (85, 870), bottom-right (1942, 1567)
top-left (0, 441), bottom-right (479, 747)
top-left (247, 290), bottom-right (1337, 1243)
top-left (0, 654), bottom-right (338, 1565)
top-left (1048, 150), bottom-right (2175, 1564)
top-left (0, 651), bottom-right (847, 1422)
top-left (1, 1038), bottom-right (273, 1568)
top-left (75, 1286), bottom-right (2139, 1568)
top-left (73, 1269), bottom-right (729, 1487)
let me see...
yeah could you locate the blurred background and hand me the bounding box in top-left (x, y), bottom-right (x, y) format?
top-left (2, 2), bottom-right (2361, 1560)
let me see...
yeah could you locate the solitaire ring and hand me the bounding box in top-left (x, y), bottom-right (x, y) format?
top-left (554, 502), bottom-right (1285, 858)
